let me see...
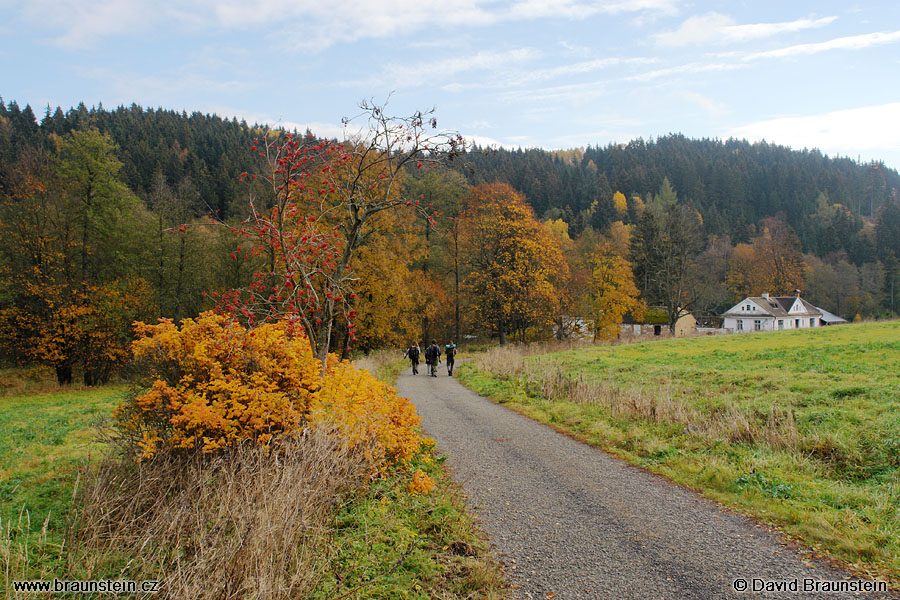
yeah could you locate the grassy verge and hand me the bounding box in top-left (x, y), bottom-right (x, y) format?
top-left (1, 370), bottom-right (125, 586)
top-left (312, 453), bottom-right (505, 599)
top-left (457, 322), bottom-right (900, 586)
top-left (319, 354), bottom-right (508, 599)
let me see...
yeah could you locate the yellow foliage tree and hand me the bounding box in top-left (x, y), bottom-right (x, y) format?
top-left (460, 183), bottom-right (568, 343)
top-left (543, 218), bottom-right (574, 250)
top-left (605, 220), bottom-right (632, 257)
top-left (589, 245), bottom-right (645, 341)
top-left (613, 191), bottom-right (628, 214)
top-left (346, 208), bottom-right (423, 353)
top-left (726, 222), bottom-right (806, 298)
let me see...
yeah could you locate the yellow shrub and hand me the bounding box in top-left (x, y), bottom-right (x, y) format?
top-left (408, 468), bottom-right (435, 496)
top-left (308, 361), bottom-right (426, 468)
top-left (121, 312), bottom-right (429, 474)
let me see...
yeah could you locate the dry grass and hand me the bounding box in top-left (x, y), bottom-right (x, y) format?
top-left (2, 508), bottom-right (56, 598)
top-left (473, 344), bottom-right (801, 451)
top-left (0, 366), bottom-right (61, 398)
top-left (63, 429), bottom-right (369, 600)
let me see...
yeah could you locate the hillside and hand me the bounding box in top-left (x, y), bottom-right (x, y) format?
top-left (458, 138), bottom-right (900, 258)
top-left (2, 99), bottom-right (898, 255)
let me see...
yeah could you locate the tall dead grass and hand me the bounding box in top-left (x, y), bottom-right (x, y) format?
top-left (352, 349), bottom-right (402, 379)
top-left (65, 428), bottom-right (369, 599)
top-left (473, 344), bottom-right (800, 452)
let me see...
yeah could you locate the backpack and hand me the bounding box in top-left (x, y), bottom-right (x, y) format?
top-left (424, 345), bottom-right (435, 363)
top-left (409, 346), bottom-right (420, 360)
top-left (446, 346), bottom-right (455, 359)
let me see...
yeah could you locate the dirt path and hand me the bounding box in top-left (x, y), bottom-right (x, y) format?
top-left (397, 368), bottom-right (894, 600)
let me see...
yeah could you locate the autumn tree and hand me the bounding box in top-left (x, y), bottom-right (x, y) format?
top-left (403, 169), bottom-right (468, 344)
top-left (685, 234), bottom-right (733, 320)
top-left (726, 219), bottom-right (806, 298)
top-left (345, 207), bottom-right (424, 354)
top-left (589, 244), bottom-right (645, 341)
top-left (459, 183), bottom-right (568, 344)
top-left (612, 191), bottom-right (628, 215)
top-left (804, 256), bottom-right (865, 319)
top-left (543, 217), bottom-right (585, 340)
top-left (0, 133), bottom-right (154, 383)
top-left (215, 100), bottom-right (463, 365)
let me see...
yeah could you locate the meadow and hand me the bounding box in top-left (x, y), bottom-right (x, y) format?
top-left (458, 321), bottom-right (900, 585)
top-left (0, 369), bottom-right (122, 584)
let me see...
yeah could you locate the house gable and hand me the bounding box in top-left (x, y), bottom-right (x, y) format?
top-left (724, 298), bottom-right (775, 317)
top-left (775, 297), bottom-right (821, 317)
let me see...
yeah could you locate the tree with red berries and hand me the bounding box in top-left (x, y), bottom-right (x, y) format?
top-left (214, 100), bottom-right (464, 366)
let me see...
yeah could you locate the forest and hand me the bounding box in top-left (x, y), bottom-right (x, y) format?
top-left (2, 98), bottom-right (900, 385)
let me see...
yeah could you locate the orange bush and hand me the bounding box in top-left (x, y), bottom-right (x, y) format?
top-left (308, 361), bottom-right (426, 468)
top-left (121, 312), bottom-right (429, 473)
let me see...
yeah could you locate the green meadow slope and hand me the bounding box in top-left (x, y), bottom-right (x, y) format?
top-left (459, 321), bottom-right (900, 584)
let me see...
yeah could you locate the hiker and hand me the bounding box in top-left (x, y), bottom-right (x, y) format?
top-left (424, 339), bottom-right (441, 377)
top-left (445, 341), bottom-right (457, 376)
top-left (403, 341), bottom-right (421, 375)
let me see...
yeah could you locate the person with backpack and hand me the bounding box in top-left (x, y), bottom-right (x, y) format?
top-left (425, 339), bottom-right (441, 377)
top-left (445, 341), bottom-right (457, 376)
top-left (403, 341), bottom-right (421, 375)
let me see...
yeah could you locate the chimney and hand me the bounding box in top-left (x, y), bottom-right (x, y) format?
top-left (794, 289), bottom-right (801, 297)
top-left (761, 292), bottom-right (769, 299)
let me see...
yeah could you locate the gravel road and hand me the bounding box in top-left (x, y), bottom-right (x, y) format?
top-left (397, 369), bottom-right (895, 600)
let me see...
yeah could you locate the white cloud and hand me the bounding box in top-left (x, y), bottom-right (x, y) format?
top-left (202, 107), bottom-right (351, 140)
top-left (743, 29), bottom-right (900, 60)
top-left (499, 80), bottom-right (609, 104)
top-left (624, 61), bottom-right (745, 82)
top-left (655, 13), bottom-right (836, 47)
top-left (727, 103), bottom-right (900, 158)
top-left (20, 0), bottom-right (153, 48)
top-left (508, 0), bottom-right (678, 20)
top-left (464, 133), bottom-right (514, 149)
top-left (374, 48), bottom-right (540, 89)
top-left (17, 0), bottom-right (682, 50)
top-left (507, 56), bottom-right (658, 85)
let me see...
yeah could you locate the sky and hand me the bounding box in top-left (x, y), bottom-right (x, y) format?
top-left (3, 0), bottom-right (900, 169)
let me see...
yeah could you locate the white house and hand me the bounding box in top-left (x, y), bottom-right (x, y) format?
top-left (722, 292), bottom-right (823, 333)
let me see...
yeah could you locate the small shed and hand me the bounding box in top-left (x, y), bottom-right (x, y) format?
top-left (621, 307), bottom-right (696, 337)
top-left (817, 307), bottom-right (847, 326)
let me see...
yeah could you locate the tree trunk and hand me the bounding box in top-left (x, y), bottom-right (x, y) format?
top-left (56, 365), bottom-right (73, 386)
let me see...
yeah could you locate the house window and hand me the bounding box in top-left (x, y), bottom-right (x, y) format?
top-left (754, 320), bottom-right (762, 330)
top-left (737, 320), bottom-right (744, 331)
top-left (778, 320), bottom-right (784, 330)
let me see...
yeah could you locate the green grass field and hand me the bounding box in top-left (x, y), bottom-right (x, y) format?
top-left (0, 371), bottom-right (125, 583)
top-left (458, 321), bottom-right (900, 585)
